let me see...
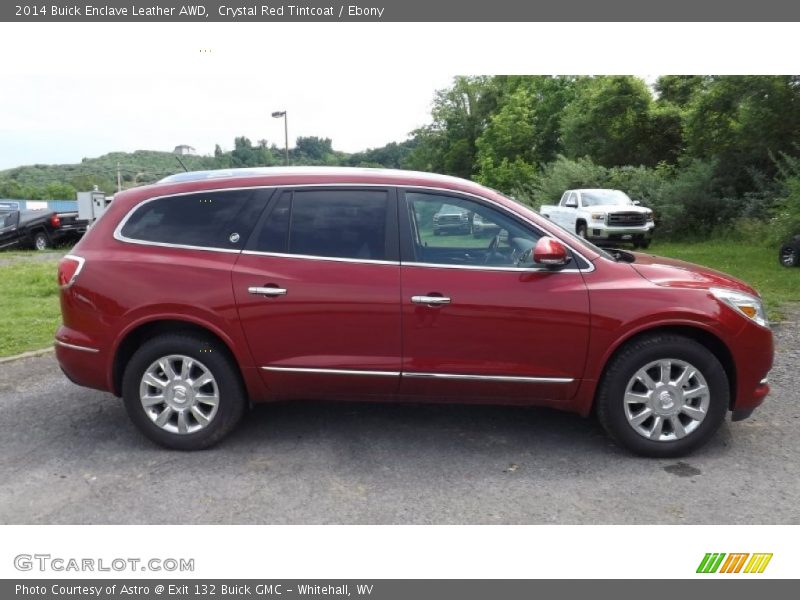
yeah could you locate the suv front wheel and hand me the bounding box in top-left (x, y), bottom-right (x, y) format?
top-left (596, 334), bottom-right (729, 457)
top-left (122, 333), bottom-right (246, 450)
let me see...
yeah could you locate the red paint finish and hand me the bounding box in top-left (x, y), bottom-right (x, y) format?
top-left (232, 253), bottom-right (402, 398)
top-left (399, 266), bottom-right (589, 403)
top-left (56, 167), bottom-right (773, 427)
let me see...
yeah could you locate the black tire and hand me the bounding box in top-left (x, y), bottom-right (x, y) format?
top-left (779, 242), bottom-right (800, 267)
top-left (596, 334), bottom-right (729, 458)
top-left (121, 333), bottom-right (246, 450)
top-left (33, 231), bottom-right (50, 251)
top-left (634, 239), bottom-right (651, 250)
top-left (576, 223), bottom-right (587, 239)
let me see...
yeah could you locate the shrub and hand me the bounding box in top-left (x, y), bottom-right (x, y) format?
top-left (529, 155), bottom-right (608, 209)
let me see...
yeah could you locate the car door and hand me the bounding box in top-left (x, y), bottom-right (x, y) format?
top-left (232, 187), bottom-right (402, 399)
top-left (0, 211), bottom-right (20, 249)
top-left (398, 189), bottom-right (591, 404)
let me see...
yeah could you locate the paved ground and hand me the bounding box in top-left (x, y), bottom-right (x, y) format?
top-left (0, 249), bottom-right (66, 267)
top-left (1, 311), bottom-right (798, 524)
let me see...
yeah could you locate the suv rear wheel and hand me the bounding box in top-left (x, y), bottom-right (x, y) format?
top-left (596, 334), bottom-right (729, 457)
top-left (122, 333), bottom-right (246, 450)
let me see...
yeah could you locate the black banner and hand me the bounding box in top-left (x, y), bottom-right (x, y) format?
top-left (4, 0), bottom-right (800, 22)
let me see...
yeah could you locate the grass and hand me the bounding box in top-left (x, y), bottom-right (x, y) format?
top-left (649, 241), bottom-right (800, 320)
top-left (0, 259), bottom-right (61, 356)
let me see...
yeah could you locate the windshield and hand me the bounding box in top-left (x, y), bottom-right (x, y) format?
top-left (581, 190), bottom-right (632, 207)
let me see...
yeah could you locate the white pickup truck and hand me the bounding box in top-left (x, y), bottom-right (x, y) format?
top-left (540, 188), bottom-right (655, 249)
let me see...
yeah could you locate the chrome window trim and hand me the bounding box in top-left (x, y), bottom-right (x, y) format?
top-left (261, 366), bottom-right (573, 384)
top-left (402, 372), bottom-right (574, 384)
top-left (402, 261), bottom-right (582, 274)
top-left (111, 182), bottom-right (595, 272)
top-left (242, 250), bottom-right (399, 266)
top-left (262, 366), bottom-right (400, 377)
top-left (55, 340), bottom-right (100, 354)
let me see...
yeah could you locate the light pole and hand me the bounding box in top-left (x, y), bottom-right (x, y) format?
top-left (271, 110), bottom-right (288, 165)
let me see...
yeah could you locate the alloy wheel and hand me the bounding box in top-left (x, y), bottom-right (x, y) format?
top-left (623, 358), bottom-right (710, 442)
top-left (139, 354), bottom-right (220, 435)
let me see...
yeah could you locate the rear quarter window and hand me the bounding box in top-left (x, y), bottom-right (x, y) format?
top-left (119, 189), bottom-right (266, 250)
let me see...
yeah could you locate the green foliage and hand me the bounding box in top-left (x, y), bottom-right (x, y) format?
top-left (405, 76), bottom-right (498, 179)
top-left (3, 75), bottom-right (800, 245)
top-left (476, 77), bottom-right (577, 192)
top-left (529, 156), bottom-right (609, 208)
top-left (683, 76), bottom-right (800, 194)
top-left (0, 149), bottom-right (217, 198)
top-left (561, 76), bottom-right (654, 167)
top-left (769, 152), bottom-right (800, 243)
top-left (651, 241), bottom-right (800, 320)
top-left (0, 259), bottom-right (62, 357)
top-left (654, 75), bottom-right (706, 107)
top-left (346, 140), bottom-right (417, 169)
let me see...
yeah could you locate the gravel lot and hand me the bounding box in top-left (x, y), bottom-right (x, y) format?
top-left (1, 308), bottom-right (798, 524)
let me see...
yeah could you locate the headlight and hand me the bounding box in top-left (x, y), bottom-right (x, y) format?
top-left (710, 288), bottom-right (769, 328)
top-left (591, 213), bottom-right (606, 221)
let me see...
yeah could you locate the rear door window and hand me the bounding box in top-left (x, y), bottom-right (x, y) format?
top-left (249, 189), bottom-right (392, 261)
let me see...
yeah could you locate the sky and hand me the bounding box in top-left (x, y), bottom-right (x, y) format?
top-left (0, 22), bottom-right (796, 171)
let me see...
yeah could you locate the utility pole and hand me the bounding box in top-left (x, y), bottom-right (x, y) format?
top-left (271, 110), bottom-right (289, 165)
top-left (117, 162), bottom-right (122, 192)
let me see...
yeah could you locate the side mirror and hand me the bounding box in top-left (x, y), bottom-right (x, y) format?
top-left (533, 237), bottom-right (570, 267)
top-left (565, 200), bottom-right (578, 208)
top-left (632, 200), bottom-right (641, 206)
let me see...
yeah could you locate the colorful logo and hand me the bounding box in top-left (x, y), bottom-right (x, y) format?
top-left (696, 553), bottom-right (773, 574)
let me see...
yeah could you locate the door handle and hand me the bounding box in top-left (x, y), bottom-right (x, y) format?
top-left (248, 285), bottom-right (287, 297)
top-left (411, 295), bottom-right (451, 306)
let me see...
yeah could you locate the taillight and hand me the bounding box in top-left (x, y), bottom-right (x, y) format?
top-left (58, 255), bottom-right (85, 288)
top-left (50, 214), bottom-right (61, 228)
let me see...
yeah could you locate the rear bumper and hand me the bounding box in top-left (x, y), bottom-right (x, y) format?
top-left (54, 327), bottom-right (110, 393)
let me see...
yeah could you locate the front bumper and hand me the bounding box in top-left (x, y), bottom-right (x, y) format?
top-left (589, 225), bottom-right (654, 242)
top-left (434, 223), bottom-right (470, 233)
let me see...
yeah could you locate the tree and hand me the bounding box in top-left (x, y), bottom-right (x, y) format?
top-left (654, 75), bottom-right (706, 107)
top-left (476, 76), bottom-right (577, 192)
top-left (293, 136), bottom-right (334, 163)
top-left (561, 76), bottom-right (657, 167)
top-left (405, 76), bottom-right (499, 178)
top-left (683, 76), bottom-right (800, 193)
top-left (230, 136), bottom-right (259, 167)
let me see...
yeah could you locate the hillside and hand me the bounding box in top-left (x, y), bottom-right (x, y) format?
top-left (0, 137), bottom-right (417, 200)
top-left (0, 150), bottom-right (216, 194)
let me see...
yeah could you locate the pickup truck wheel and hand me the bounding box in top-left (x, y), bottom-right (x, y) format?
top-left (122, 333), bottom-right (246, 450)
top-left (33, 232), bottom-right (50, 251)
top-left (779, 242), bottom-right (799, 267)
top-left (596, 334), bottom-right (729, 457)
top-left (576, 223), bottom-right (587, 239)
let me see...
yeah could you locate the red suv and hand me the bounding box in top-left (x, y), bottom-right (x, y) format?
top-left (56, 168), bottom-right (773, 456)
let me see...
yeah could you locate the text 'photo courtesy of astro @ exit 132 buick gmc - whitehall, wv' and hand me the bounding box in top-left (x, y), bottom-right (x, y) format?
top-left (55, 167), bottom-right (774, 457)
